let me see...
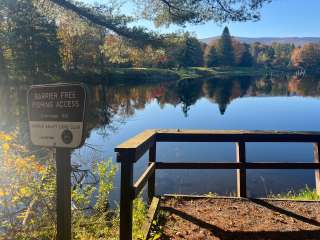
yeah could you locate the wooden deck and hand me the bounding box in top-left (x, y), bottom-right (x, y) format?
top-left (115, 129), bottom-right (320, 240)
top-left (158, 196), bottom-right (320, 240)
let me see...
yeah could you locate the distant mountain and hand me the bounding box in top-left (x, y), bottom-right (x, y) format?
top-left (200, 36), bottom-right (320, 46)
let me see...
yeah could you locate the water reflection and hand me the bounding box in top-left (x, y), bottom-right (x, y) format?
top-left (1, 74), bottom-right (320, 197)
top-left (99, 74), bottom-right (319, 123)
top-left (1, 74), bottom-right (320, 149)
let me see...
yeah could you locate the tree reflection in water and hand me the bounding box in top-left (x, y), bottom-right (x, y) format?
top-left (0, 74), bottom-right (319, 144)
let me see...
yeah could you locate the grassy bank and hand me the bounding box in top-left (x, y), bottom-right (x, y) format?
top-left (105, 66), bottom-right (266, 85)
top-left (106, 68), bottom-right (180, 85)
top-left (205, 186), bottom-right (320, 201)
top-left (190, 66), bottom-right (266, 78)
top-left (4, 66), bottom-right (277, 85)
top-left (64, 66), bottom-right (267, 85)
top-left (269, 186), bottom-right (320, 201)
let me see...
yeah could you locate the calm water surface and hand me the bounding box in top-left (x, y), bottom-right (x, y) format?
top-left (1, 74), bottom-right (320, 201)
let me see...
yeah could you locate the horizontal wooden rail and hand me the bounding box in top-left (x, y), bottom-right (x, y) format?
top-left (155, 130), bottom-right (320, 143)
top-left (156, 162), bottom-right (320, 169)
top-left (115, 130), bottom-right (320, 163)
top-left (133, 162), bottom-right (156, 197)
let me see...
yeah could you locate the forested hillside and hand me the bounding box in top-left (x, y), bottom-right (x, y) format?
top-left (202, 36), bottom-right (320, 46)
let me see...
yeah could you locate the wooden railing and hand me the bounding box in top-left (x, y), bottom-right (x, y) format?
top-left (115, 129), bottom-right (320, 240)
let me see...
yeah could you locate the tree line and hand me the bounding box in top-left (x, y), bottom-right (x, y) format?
top-left (204, 27), bottom-right (320, 72)
top-left (0, 0), bottom-right (319, 84)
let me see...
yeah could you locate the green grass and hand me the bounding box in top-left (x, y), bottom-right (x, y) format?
top-left (192, 66), bottom-right (265, 77)
top-left (147, 210), bottom-right (169, 240)
top-left (206, 186), bottom-right (320, 200)
top-left (72, 66), bottom-right (267, 85)
top-left (105, 68), bottom-right (180, 85)
top-left (11, 65), bottom-right (281, 85)
top-left (269, 186), bottom-right (320, 201)
top-left (36, 66), bottom-right (268, 86)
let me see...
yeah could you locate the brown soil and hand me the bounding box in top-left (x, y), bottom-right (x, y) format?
top-left (160, 197), bottom-right (320, 240)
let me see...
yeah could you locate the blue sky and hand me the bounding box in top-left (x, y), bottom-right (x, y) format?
top-left (125, 0), bottom-right (320, 38)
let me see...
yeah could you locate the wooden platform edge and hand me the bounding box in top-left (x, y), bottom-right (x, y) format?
top-left (141, 196), bottom-right (160, 240)
top-left (163, 194), bottom-right (320, 203)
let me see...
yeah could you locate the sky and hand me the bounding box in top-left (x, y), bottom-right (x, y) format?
top-left (124, 0), bottom-right (320, 39)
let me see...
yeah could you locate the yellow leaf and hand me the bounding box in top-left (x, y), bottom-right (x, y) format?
top-left (0, 189), bottom-right (7, 197)
top-left (4, 135), bottom-right (12, 142)
top-left (19, 187), bottom-right (32, 197)
top-left (2, 143), bottom-right (10, 152)
top-left (35, 164), bottom-right (46, 173)
top-left (0, 132), bottom-right (13, 142)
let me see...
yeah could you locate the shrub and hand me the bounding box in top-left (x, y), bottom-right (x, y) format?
top-left (0, 131), bottom-right (147, 239)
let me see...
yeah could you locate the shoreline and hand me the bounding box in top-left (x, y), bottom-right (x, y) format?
top-left (1, 66), bottom-right (297, 86)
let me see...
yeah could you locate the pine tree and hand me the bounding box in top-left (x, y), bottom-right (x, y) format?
top-left (205, 45), bottom-right (218, 67)
top-left (170, 32), bottom-right (204, 68)
top-left (4, 0), bottom-right (61, 78)
top-left (183, 36), bottom-right (204, 67)
top-left (216, 27), bottom-right (234, 66)
top-left (238, 44), bottom-right (253, 67)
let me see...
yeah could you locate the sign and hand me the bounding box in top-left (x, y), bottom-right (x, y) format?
top-left (27, 83), bottom-right (86, 148)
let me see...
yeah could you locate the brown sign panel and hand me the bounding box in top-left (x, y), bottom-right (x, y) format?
top-left (27, 83), bottom-right (86, 148)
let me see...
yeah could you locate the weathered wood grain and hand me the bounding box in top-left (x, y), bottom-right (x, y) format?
top-left (148, 143), bottom-right (156, 203)
top-left (133, 162), bottom-right (156, 198)
top-left (142, 197), bottom-right (160, 240)
top-left (236, 142), bottom-right (246, 197)
top-left (314, 142), bottom-right (320, 195)
top-left (155, 129), bottom-right (320, 142)
top-left (115, 129), bottom-right (156, 162)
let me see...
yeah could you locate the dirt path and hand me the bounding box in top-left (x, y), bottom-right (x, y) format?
top-left (160, 197), bottom-right (320, 240)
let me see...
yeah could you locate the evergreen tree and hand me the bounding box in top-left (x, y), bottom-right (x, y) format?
top-left (3, 0), bottom-right (61, 79)
top-left (216, 27), bottom-right (234, 66)
top-left (205, 45), bottom-right (219, 67)
top-left (183, 36), bottom-right (204, 67)
top-left (168, 32), bottom-right (204, 68)
top-left (238, 44), bottom-right (253, 67)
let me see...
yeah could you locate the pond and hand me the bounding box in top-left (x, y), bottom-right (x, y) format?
top-left (1, 74), bottom-right (320, 202)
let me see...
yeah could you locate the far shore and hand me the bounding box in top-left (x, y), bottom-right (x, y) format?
top-left (1, 66), bottom-right (305, 85)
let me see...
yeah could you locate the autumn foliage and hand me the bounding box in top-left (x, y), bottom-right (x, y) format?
top-left (0, 131), bottom-right (148, 239)
top-left (291, 43), bottom-right (320, 70)
top-left (0, 131), bottom-right (56, 239)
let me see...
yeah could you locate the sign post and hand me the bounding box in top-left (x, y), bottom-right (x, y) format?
top-left (27, 83), bottom-right (87, 240)
top-left (56, 148), bottom-right (71, 240)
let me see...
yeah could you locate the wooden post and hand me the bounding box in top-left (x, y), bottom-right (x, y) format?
top-left (236, 142), bottom-right (246, 198)
top-left (56, 148), bottom-right (72, 240)
top-left (148, 143), bottom-right (156, 203)
top-left (313, 142), bottom-right (320, 195)
top-left (119, 152), bottom-right (134, 240)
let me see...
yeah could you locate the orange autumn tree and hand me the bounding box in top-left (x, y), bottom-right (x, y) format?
top-left (102, 35), bottom-right (168, 67)
top-left (291, 43), bottom-right (320, 71)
